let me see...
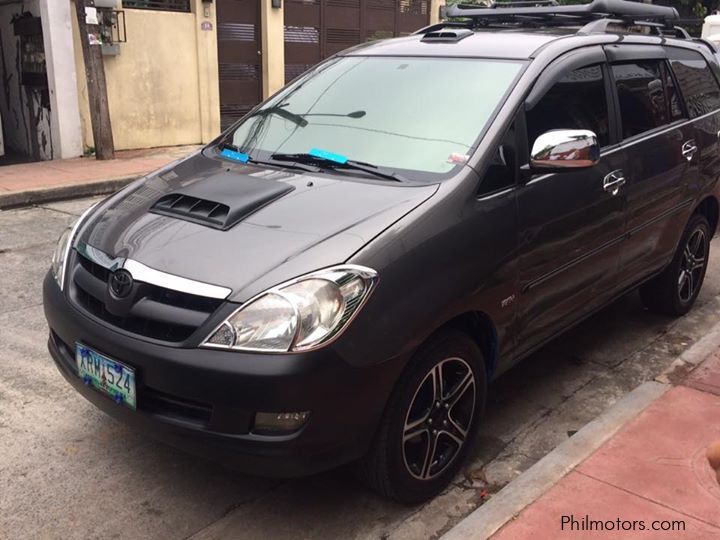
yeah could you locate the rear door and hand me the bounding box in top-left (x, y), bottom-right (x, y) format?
top-left (516, 48), bottom-right (627, 355)
top-left (667, 46), bottom-right (720, 208)
top-left (605, 45), bottom-right (697, 287)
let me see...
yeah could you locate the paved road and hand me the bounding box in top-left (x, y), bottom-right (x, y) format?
top-left (2, 197), bottom-right (720, 540)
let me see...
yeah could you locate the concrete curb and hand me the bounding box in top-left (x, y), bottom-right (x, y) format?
top-left (656, 319), bottom-right (720, 384)
top-left (441, 380), bottom-right (669, 540)
top-left (0, 175), bottom-right (139, 210)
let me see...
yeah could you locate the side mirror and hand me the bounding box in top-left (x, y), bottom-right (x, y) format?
top-left (530, 129), bottom-right (600, 171)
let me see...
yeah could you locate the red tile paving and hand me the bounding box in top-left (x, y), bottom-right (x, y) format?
top-left (577, 386), bottom-right (720, 528)
top-left (492, 471), bottom-right (720, 539)
top-left (491, 352), bottom-right (720, 540)
top-left (0, 145), bottom-right (198, 194)
top-left (685, 352), bottom-right (720, 397)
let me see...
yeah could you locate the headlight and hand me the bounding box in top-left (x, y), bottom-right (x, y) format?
top-left (51, 203), bottom-right (98, 290)
top-left (203, 265), bottom-right (378, 352)
top-left (51, 226), bottom-right (73, 288)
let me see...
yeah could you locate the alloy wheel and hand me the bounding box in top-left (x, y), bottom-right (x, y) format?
top-left (402, 357), bottom-right (476, 480)
top-left (678, 228), bottom-right (707, 303)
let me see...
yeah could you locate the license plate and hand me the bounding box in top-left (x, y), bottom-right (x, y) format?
top-left (76, 343), bottom-right (136, 409)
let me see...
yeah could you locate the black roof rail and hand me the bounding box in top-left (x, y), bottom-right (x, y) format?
top-left (694, 37), bottom-right (719, 54)
top-left (443, 0), bottom-right (679, 25)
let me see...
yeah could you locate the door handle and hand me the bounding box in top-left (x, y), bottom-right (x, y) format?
top-left (603, 169), bottom-right (625, 196)
top-left (682, 140), bottom-right (698, 162)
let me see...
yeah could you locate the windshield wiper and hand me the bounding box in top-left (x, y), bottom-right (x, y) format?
top-left (244, 105), bottom-right (366, 128)
top-left (217, 143), bottom-right (320, 173)
top-left (270, 152), bottom-right (405, 182)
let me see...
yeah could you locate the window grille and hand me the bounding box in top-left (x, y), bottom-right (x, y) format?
top-left (122, 1), bottom-right (190, 13)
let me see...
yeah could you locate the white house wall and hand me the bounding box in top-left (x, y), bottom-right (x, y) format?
top-left (39, 0), bottom-right (83, 159)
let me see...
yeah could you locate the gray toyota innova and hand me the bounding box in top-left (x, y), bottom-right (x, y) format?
top-left (43, 0), bottom-right (720, 502)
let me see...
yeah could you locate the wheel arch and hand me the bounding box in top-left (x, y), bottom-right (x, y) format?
top-left (693, 195), bottom-right (719, 236)
top-left (438, 311), bottom-right (499, 379)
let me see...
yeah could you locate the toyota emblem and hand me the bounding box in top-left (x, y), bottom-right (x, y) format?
top-left (109, 269), bottom-right (134, 299)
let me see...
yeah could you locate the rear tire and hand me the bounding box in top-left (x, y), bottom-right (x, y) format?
top-left (640, 213), bottom-right (711, 317)
top-left (357, 329), bottom-right (487, 503)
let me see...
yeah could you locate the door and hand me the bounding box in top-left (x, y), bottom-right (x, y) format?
top-left (667, 46), bottom-right (720, 219)
top-left (516, 51), bottom-right (627, 355)
top-left (604, 45), bottom-right (697, 287)
top-left (216, 0), bottom-right (262, 130)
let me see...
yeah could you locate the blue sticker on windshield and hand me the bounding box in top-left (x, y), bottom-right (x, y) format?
top-left (309, 148), bottom-right (348, 165)
top-left (220, 148), bottom-right (250, 163)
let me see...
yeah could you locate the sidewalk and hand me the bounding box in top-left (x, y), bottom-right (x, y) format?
top-left (0, 145), bottom-right (199, 209)
top-left (447, 341), bottom-right (720, 539)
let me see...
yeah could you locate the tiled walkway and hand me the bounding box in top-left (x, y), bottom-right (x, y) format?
top-left (491, 353), bottom-right (720, 539)
top-left (0, 145), bottom-right (198, 195)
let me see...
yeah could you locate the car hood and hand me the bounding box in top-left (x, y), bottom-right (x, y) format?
top-left (76, 151), bottom-right (438, 301)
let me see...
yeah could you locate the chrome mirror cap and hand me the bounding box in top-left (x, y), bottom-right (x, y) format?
top-left (530, 129), bottom-right (600, 170)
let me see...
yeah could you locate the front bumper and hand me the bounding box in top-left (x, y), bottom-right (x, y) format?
top-left (43, 272), bottom-right (403, 477)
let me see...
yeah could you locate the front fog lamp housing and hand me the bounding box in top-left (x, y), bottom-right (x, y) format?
top-left (253, 411), bottom-right (310, 435)
top-left (203, 265), bottom-right (378, 352)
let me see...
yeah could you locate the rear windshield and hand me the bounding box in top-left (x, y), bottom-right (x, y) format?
top-left (225, 56), bottom-right (524, 181)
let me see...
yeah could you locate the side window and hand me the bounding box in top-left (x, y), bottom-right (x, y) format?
top-left (669, 51), bottom-right (720, 118)
top-left (526, 64), bottom-right (610, 149)
top-left (662, 62), bottom-right (685, 122)
top-left (612, 61), bottom-right (669, 139)
top-left (478, 122), bottom-right (516, 196)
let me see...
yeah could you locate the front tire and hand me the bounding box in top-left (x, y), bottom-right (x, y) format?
top-left (640, 213), bottom-right (711, 316)
top-left (358, 330), bottom-right (487, 503)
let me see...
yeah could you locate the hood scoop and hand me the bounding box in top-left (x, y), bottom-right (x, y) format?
top-left (149, 171), bottom-right (295, 230)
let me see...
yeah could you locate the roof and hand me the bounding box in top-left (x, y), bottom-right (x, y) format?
top-left (344, 30), bottom-right (567, 60)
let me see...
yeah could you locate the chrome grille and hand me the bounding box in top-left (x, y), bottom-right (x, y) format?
top-left (70, 252), bottom-right (223, 343)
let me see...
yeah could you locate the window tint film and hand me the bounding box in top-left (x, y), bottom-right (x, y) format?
top-left (526, 65), bottom-right (610, 149)
top-left (669, 52), bottom-right (720, 118)
top-left (612, 61), bottom-right (669, 139)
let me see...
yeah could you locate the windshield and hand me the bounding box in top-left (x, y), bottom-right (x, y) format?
top-left (226, 56), bottom-right (524, 180)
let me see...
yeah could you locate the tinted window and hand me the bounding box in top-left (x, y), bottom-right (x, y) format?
top-left (527, 65), bottom-right (610, 148)
top-left (478, 123), bottom-right (516, 196)
top-left (663, 62), bottom-right (684, 122)
top-left (228, 57), bottom-right (524, 178)
top-left (612, 61), bottom-right (669, 139)
top-left (669, 52), bottom-right (720, 118)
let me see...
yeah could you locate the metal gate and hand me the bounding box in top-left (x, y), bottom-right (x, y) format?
top-left (284, 0), bottom-right (431, 84)
top-left (216, 0), bottom-right (262, 130)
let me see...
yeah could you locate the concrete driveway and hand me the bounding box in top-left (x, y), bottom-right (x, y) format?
top-left (2, 197), bottom-right (719, 540)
